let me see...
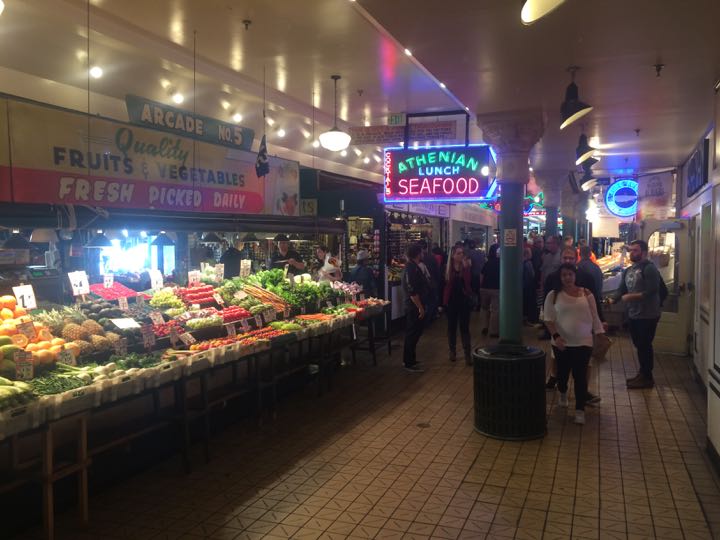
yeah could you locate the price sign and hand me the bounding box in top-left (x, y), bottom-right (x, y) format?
top-left (58, 349), bottom-right (77, 367)
top-left (213, 293), bottom-right (225, 305)
top-left (240, 260), bottom-right (252, 278)
top-left (14, 351), bottom-right (33, 381)
top-left (225, 323), bottom-right (237, 337)
top-left (12, 284), bottom-right (37, 310)
top-left (149, 311), bottom-right (165, 325)
top-left (103, 274), bottom-right (114, 288)
top-left (169, 326), bottom-right (179, 347)
top-left (141, 324), bottom-right (156, 349)
top-left (283, 308), bottom-right (290, 319)
top-left (68, 271), bottom-right (90, 296)
top-left (240, 319), bottom-right (250, 331)
top-left (234, 290), bottom-right (248, 301)
top-left (265, 309), bottom-right (276, 322)
top-left (149, 269), bottom-right (163, 291)
top-left (254, 315), bottom-right (263, 327)
top-left (188, 270), bottom-right (202, 287)
top-left (326, 301), bottom-right (334, 309)
top-left (136, 295), bottom-right (146, 307)
top-left (114, 337), bottom-right (128, 356)
top-left (179, 332), bottom-right (196, 346)
top-left (112, 318), bottom-right (141, 329)
top-left (214, 264), bottom-right (225, 282)
top-left (17, 321), bottom-right (37, 340)
top-left (118, 297), bottom-right (129, 311)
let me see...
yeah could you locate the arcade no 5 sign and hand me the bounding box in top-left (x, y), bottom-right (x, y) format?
top-left (383, 145), bottom-right (491, 203)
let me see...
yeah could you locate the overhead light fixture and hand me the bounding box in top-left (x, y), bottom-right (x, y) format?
top-left (30, 229), bottom-right (59, 243)
top-left (575, 134), bottom-right (598, 165)
top-left (521, 0), bottom-right (567, 25)
top-left (480, 165), bottom-right (490, 177)
top-left (266, 117), bottom-right (275, 126)
top-left (0, 1), bottom-right (5, 16)
top-left (363, 157), bottom-right (370, 164)
top-left (319, 75), bottom-right (351, 152)
top-left (353, 148), bottom-right (362, 156)
top-left (277, 128), bottom-right (286, 138)
top-left (85, 232), bottom-right (112, 248)
top-left (464, 106), bottom-right (470, 111)
top-left (404, 48), bottom-right (412, 56)
top-left (151, 232), bottom-right (175, 246)
top-left (312, 140), bottom-right (320, 148)
top-left (560, 66), bottom-right (593, 130)
top-left (439, 82), bottom-right (446, 89)
top-left (201, 232), bottom-right (222, 243)
top-left (373, 155), bottom-right (381, 163)
top-left (232, 112), bottom-right (243, 123)
top-left (241, 232), bottom-right (259, 243)
top-left (171, 91), bottom-right (184, 105)
top-left (579, 168), bottom-right (597, 191)
top-left (89, 66), bottom-right (103, 79)
top-left (340, 150), bottom-right (348, 157)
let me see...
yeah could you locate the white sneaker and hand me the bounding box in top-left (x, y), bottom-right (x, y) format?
top-left (558, 393), bottom-right (568, 408)
top-left (574, 411), bottom-right (586, 425)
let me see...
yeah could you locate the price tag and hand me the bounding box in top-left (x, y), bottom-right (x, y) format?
top-left (169, 326), bottom-right (179, 347)
top-left (240, 319), bottom-right (250, 331)
top-left (149, 269), bottom-right (164, 291)
top-left (58, 349), bottom-right (77, 367)
top-left (141, 324), bottom-right (156, 349)
top-left (265, 309), bottom-right (276, 322)
top-left (68, 271), bottom-right (90, 296)
top-left (17, 321), bottom-right (37, 340)
top-left (149, 311), bottom-right (165, 325)
top-left (214, 264), bottom-right (225, 282)
top-left (326, 301), bottom-right (334, 309)
top-left (225, 323), bottom-right (237, 338)
top-left (300, 306), bottom-right (306, 315)
top-left (111, 318), bottom-right (141, 330)
top-left (234, 290), bottom-right (248, 301)
top-left (240, 260), bottom-right (252, 278)
top-left (14, 351), bottom-right (33, 381)
top-left (283, 308), bottom-right (290, 319)
top-left (136, 295), bottom-right (146, 307)
top-left (12, 284), bottom-right (37, 310)
top-left (188, 270), bottom-right (202, 287)
top-left (103, 274), bottom-right (114, 288)
top-left (254, 315), bottom-right (263, 327)
top-left (114, 337), bottom-right (128, 356)
top-left (118, 297), bottom-right (129, 311)
top-left (213, 293), bottom-right (225, 305)
top-left (179, 332), bottom-right (197, 346)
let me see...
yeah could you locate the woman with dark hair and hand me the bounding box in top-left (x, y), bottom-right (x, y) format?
top-left (443, 245), bottom-right (473, 364)
top-left (479, 243), bottom-right (500, 337)
top-left (543, 263), bottom-right (605, 425)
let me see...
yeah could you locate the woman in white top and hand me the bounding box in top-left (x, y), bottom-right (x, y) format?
top-left (543, 263), bottom-right (605, 425)
top-left (316, 245), bottom-right (342, 283)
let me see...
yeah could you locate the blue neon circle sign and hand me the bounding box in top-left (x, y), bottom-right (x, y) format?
top-left (604, 179), bottom-right (638, 218)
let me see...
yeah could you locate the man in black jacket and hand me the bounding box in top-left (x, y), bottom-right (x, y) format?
top-left (418, 239), bottom-right (442, 323)
top-left (401, 244), bottom-right (430, 373)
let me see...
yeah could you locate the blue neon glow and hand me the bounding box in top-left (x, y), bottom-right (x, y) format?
top-left (604, 178), bottom-right (638, 218)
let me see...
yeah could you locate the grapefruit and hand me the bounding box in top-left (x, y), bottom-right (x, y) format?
top-left (0, 295), bottom-right (16, 311)
top-left (0, 308), bottom-right (14, 320)
top-left (11, 334), bottom-right (29, 348)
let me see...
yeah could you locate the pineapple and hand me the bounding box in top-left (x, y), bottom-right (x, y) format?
top-left (34, 306), bottom-right (85, 334)
top-left (73, 340), bottom-right (93, 356)
top-left (62, 323), bottom-right (90, 342)
top-left (89, 335), bottom-right (112, 352)
top-left (105, 332), bottom-right (121, 345)
top-left (81, 320), bottom-right (105, 336)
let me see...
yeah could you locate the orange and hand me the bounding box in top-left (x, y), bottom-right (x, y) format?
top-left (0, 308), bottom-right (14, 320)
top-left (48, 345), bottom-right (63, 358)
top-left (36, 340), bottom-right (51, 350)
top-left (11, 334), bottom-right (29, 348)
top-left (37, 329), bottom-right (53, 342)
top-left (25, 343), bottom-right (39, 352)
top-left (50, 338), bottom-right (66, 347)
top-left (0, 295), bottom-right (16, 311)
top-left (13, 306), bottom-right (27, 317)
top-left (64, 342), bottom-right (80, 359)
top-left (0, 324), bottom-right (17, 336)
top-left (33, 350), bottom-right (53, 366)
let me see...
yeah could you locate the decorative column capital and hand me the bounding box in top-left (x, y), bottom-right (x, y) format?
top-left (533, 170), bottom-right (566, 207)
top-left (477, 109), bottom-right (545, 185)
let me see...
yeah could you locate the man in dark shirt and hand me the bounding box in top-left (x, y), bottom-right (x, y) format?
top-left (401, 243), bottom-right (429, 373)
top-left (577, 246), bottom-right (603, 300)
top-left (219, 243), bottom-right (243, 279)
top-left (270, 234), bottom-right (305, 275)
top-left (418, 239), bottom-right (442, 322)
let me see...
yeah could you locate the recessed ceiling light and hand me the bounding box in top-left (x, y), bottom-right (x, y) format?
top-left (529, 166), bottom-right (534, 172)
top-left (232, 112), bottom-right (243, 123)
top-left (363, 157), bottom-right (370, 164)
top-left (373, 155), bottom-right (381, 163)
top-left (464, 106), bottom-right (470, 111)
top-left (89, 66), bottom-right (103, 79)
top-left (312, 140), bottom-right (320, 148)
top-left (277, 128), bottom-right (286, 138)
top-left (404, 48), bottom-right (412, 56)
top-left (0, 1), bottom-right (5, 16)
top-left (412, 141), bottom-right (419, 148)
top-left (340, 150), bottom-right (348, 157)
top-left (171, 92), bottom-right (184, 104)
top-left (266, 117), bottom-right (275, 126)
top-left (353, 148), bottom-right (362, 156)
top-left (364, 120), bottom-right (371, 127)
top-left (439, 82), bottom-right (446, 89)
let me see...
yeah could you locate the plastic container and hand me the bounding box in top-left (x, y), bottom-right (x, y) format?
top-left (184, 352), bottom-right (211, 375)
top-left (0, 400), bottom-right (43, 439)
top-left (46, 384), bottom-right (100, 420)
top-left (148, 358), bottom-right (186, 387)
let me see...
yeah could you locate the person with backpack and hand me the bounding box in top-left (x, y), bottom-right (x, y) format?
top-left (608, 239), bottom-right (667, 389)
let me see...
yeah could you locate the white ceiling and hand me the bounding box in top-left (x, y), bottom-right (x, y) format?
top-left (0, 0), bottom-right (718, 186)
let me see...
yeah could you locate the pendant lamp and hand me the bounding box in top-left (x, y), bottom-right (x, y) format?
top-left (579, 160), bottom-right (598, 191)
top-left (30, 229), bottom-right (59, 243)
top-left (560, 67), bottom-right (593, 130)
top-left (3, 233), bottom-right (30, 249)
top-left (575, 134), bottom-right (599, 166)
top-left (86, 231), bottom-right (112, 248)
top-left (201, 232), bottom-right (222, 243)
top-left (319, 75), bottom-right (351, 152)
top-left (521, 0), bottom-right (567, 25)
top-left (241, 232), bottom-right (259, 243)
top-left (151, 232), bottom-right (175, 246)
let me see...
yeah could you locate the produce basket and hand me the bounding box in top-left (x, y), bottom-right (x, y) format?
top-left (100, 372), bottom-right (145, 403)
top-left (147, 358), bottom-right (186, 387)
top-left (0, 400), bottom-right (43, 439)
top-left (45, 384), bottom-right (100, 420)
top-left (185, 351), bottom-right (212, 375)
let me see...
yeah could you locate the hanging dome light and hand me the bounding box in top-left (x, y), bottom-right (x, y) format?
top-left (319, 75), bottom-right (352, 152)
top-left (575, 134), bottom-right (599, 166)
top-left (241, 232), bottom-right (259, 243)
top-left (85, 231), bottom-right (112, 248)
top-left (560, 66), bottom-right (593, 130)
top-left (151, 232), bottom-right (175, 246)
top-left (201, 232), bottom-right (222, 243)
top-left (3, 233), bottom-right (30, 249)
top-left (521, 0), bottom-right (567, 25)
top-left (30, 229), bottom-right (59, 243)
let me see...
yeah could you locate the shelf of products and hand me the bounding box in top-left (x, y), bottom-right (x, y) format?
top-left (347, 217), bottom-right (380, 269)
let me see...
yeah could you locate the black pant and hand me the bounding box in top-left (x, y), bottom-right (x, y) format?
top-left (403, 305), bottom-right (425, 367)
top-left (446, 301), bottom-right (471, 355)
top-left (523, 285), bottom-right (539, 323)
top-left (628, 317), bottom-right (660, 377)
top-left (553, 345), bottom-right (592, 410)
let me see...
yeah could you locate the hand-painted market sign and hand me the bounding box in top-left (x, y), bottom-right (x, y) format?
top-left (604, 178), bottom-right (638, 218)
top-left (349, 121), bottom-right (457, 145)
top-left (0, 98), bottom-right (298, 215)
top-left (125, 95), bottom-right (254, 152)
top-left (383, 145), bottom-right (491, 203)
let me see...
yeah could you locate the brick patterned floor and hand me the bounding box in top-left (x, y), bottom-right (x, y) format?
top-left (21, 315), bottom-right (720, 539)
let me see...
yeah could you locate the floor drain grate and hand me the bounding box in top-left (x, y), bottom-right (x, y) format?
top-left (416, 422), bottom-right (431, 428)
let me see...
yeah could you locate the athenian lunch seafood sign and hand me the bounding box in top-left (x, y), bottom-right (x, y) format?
top-left (2, 99), bottom-right (286, 214)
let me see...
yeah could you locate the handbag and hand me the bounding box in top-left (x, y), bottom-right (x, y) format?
top-left (584, 290), bottom-right (613, 360)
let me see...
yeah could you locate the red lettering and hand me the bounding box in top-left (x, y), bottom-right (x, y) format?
top-left (433, 177), bottom-right (442, 193)
top-left (409, 178), bottom-right (419, 194)
top-left (420, 178), bottom-right (431, 194)
top-left (456, 177), bottom-right (467, 194)
top-left (398, 178), bottom-right (408, 195)
top-left (443, 178), bottom-right (453, 193)
top-left (469, 177), bottom-right (479, 193)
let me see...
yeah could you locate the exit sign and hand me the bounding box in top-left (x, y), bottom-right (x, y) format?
top-left (387, 113), bottom-right (406, 126)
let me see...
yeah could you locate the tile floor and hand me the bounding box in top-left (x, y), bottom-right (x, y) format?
top-left (21, 315), bottom-right (720, 539)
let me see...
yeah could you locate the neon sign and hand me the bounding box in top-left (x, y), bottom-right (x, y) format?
top-left (479, 188), bottom-right (546, 216)
top-left (604, 178), bottom-right (638, 218)
top-left (383, 144), bottom-right (491, 203)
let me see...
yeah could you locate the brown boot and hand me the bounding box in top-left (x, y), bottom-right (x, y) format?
top-left (627, 375), bottom-right (654, 389)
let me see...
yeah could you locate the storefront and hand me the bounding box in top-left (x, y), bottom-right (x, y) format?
top-left (448, 203), bottom-right (496, 248)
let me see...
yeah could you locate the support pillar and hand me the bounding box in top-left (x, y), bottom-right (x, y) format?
top-left (478, 109), bottom-right (544, 346)
top-left (538, 178), bottom-right (562, 238)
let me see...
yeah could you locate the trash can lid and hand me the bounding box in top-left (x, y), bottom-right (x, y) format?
top-left (472, 344), bottom-right (545, 360)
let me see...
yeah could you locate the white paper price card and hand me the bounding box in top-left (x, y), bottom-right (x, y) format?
top-left (118, 297), bottom-right (129, 311)
top-left (141, 324), bottom-right (156, 349)
top-left (58, 348), bottom-right (77, 367)
top-left (149, 311), bottom-right (165, 325)
top-left (17, 321), bottom-right (37, 340)
top-left (225, 323), bottom-right (237, 337)
top-left (214, 264), bottom-right (225, 282)
top-left (240, 260), bottom-right (251, 278)
top-left (114, 337), bottom-right (128, 356)
top-left (326, 301), bottom-right (334, 309)
top-left (188, 270), bottom-right (202, 287)
top-left (149, 269), bottom-right (164, 291)
top-left (68, 271), bottom-right (90, 296)
top-left (240, 319), bottom-right (250, 331)
top-left (111, 318), bottom-right (141, 330)
top-left (103, 274), bottom-right (114, 288)
top-left (169, 326), bottom-right (179, 347)
top-left (179, 332), bottom-right (196, 346)
top-left (265, 309), bottom-right (276, 322)
top-left (213, 293), bottom-right (225, 305)
top-left (136, 295), bottom-right (145, 307)
top-left (12, 284), bottom-right (37, 310)
top-left (254, 314), bottom-right (263, 327)
top-left (14, 351), bottom-right (33, 381)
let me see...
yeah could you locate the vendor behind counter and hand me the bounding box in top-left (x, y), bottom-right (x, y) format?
top-left (270, 234), bottom-right (306, 276)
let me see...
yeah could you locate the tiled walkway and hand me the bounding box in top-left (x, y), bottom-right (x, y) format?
top-left (24, 315), bottom-right (720, 539)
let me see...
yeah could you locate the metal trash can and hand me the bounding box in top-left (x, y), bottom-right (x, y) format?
top-left (473, 344), bottom-right (546, 440)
